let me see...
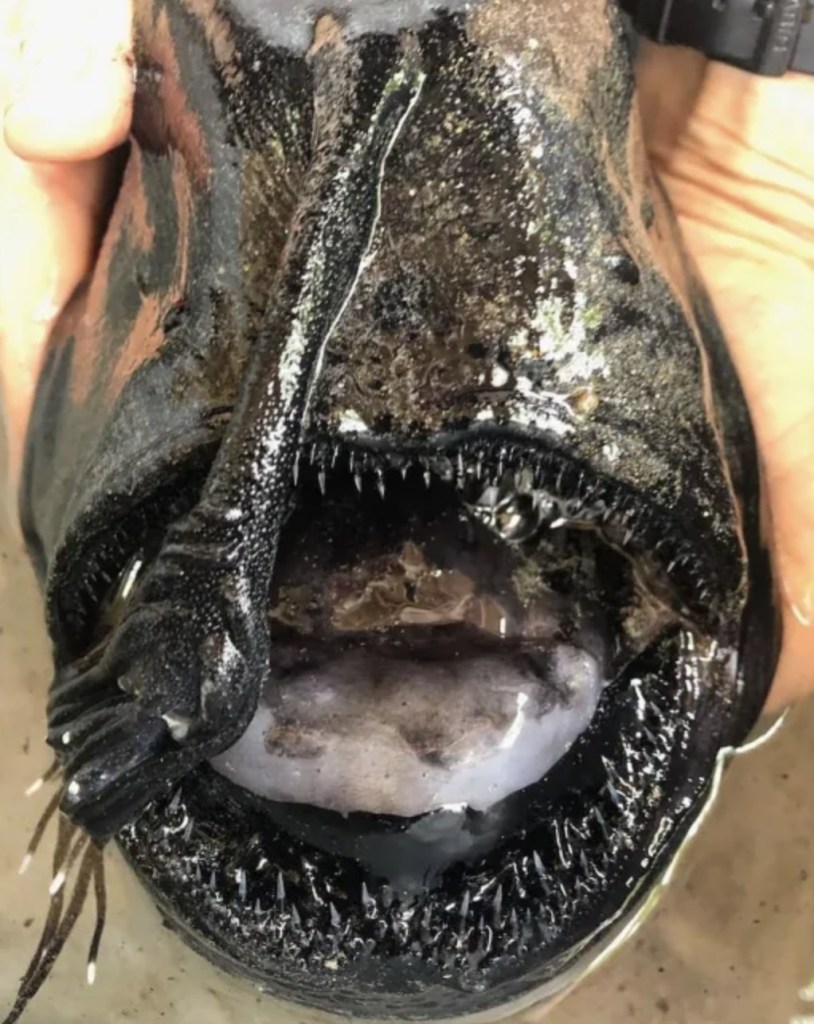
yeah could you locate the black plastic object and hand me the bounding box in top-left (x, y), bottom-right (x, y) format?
top-left (622, 0), bottom-right (814, 75)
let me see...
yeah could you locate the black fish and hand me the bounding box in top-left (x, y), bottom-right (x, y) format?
top-left (9, 0), bottom-right (779, 1021)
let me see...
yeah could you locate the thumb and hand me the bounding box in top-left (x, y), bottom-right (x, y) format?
top-left (4, 0), bottom-right (133, 160)
top-left (0, 0), bottom-right (133, 484)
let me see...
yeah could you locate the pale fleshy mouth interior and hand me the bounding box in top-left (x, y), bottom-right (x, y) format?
top-left (201, 448), bottom-right (677, 820)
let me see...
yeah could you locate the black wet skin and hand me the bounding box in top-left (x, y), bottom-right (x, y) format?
top-left (19, 0), bottom-right (779, 1019)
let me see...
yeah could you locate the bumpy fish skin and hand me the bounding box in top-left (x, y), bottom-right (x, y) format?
top-left (17, 0), bottom-right (778, 1020)
top-left (22, 0), bottom-right (751, 627)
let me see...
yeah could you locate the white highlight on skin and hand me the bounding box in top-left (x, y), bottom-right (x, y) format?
top-left (230, 0), bottom-right (479, 53)
top-left (211, 647), bottom-right (603, 818)
top-left (499, 692), bottom-right (529, 750)
top-left (506, 379), bottom-right (576, 439)
top-left (337, 408), bottom-right (370, 434)
top-left (491, 365), bottom-right (510, 388)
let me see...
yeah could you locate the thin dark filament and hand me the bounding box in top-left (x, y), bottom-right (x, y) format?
top-left (38, 757), bottom-right (62, 786)
top-left (55, 828), bottom-right (91, 893)
top-left (1, 810), bottom-right (102, 1024)
top-left (51, 813), bottom-right (76, 878)
top-left (2, 840), bottom-right (96, 1024)
top-left (3, 819), bottom-right (84, 1013)
top-left (87, 847), bottom-right (107, 982)
top-left (15, 815), bottom-right (78, 981)
top-left (20, 787), bottom-right (63, 867)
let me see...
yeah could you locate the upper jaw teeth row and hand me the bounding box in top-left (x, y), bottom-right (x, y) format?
top-left (292, 443), bottom-right (614, 538)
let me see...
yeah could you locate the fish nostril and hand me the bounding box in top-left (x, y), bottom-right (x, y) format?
top-left (603, 248), bottom-right (641, 287)
top-left (373, 273), bottom-right (434, 335)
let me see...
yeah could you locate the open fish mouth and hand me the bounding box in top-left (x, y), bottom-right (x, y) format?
top-left (47, 427), bottom-right (756, 1019)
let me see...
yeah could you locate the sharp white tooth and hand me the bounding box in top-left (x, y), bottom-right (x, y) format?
top-left (377, 472), bottom-right (386, 499)
top-left (318, 470), bottom-right (326, 495)
top-left (354, 473), bottom-right (363, 493)
top-left (457, 452), bottom-right (465, 475)
top-left (478, 485), bottom-right (500, 509)
top-left (401, 465), bottom-right (409, 480)
top-left (423, 469), bottom-right (431, 488)
top-left (517, 467), bottom-right (534, 492)
top-left (293, 457), bottom-right (300, 485)
top-left (477, 456), bottom-right (483, 480)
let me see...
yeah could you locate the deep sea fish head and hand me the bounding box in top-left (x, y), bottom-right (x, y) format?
top-left (11, 2), bottom-right (780, 1022)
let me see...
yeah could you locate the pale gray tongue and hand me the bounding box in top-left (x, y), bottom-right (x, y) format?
top-left (210, 645), bottom-right (604, 817)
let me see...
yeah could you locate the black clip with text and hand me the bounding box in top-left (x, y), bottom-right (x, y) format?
top-left (621, 0), bottom-right (814, 76)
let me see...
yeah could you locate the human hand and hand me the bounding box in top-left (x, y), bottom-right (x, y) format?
top-left (636, 42), bottom-right (814, 710)
top-left (1, 1), bottom-right (813, 712)
top-left (0, 0), bottom-right (132, 477)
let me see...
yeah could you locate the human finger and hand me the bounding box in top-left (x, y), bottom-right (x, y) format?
top-left (0, 0), bottom-right (132, 483)
top-left (634, 39), bottom-right (708, 159)
top-left (4, 0), bottom-right (133, 161)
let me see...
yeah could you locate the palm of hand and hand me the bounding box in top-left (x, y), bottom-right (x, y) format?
top-left (637, 42), bottom-right (814, 708)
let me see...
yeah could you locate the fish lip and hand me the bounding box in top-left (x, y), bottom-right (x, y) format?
top-left (301, 422), bottom-right (573, 461)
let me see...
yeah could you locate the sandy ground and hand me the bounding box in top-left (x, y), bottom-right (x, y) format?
top-left (0, 493), bottom-right (813, 1024)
